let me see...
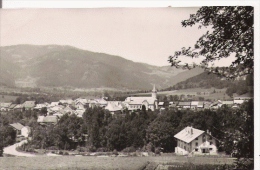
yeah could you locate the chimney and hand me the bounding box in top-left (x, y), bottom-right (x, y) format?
top-left (191, 127), bottom-right (193, 134)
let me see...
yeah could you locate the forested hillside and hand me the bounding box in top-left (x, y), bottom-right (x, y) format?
top-left (163, 72), bottom-right (254, 97)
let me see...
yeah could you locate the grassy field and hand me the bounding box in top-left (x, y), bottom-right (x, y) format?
top-left (0, 95), bottom-right (18, 103)
top-left (0, 156), bottom-right (235, 170)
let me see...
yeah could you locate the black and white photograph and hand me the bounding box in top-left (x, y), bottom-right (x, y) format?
top-left (0, 1), bottom-right (258, 169)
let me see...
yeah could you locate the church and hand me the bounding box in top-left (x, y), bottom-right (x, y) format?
top-left (124, 85), bottom-right (158, 111)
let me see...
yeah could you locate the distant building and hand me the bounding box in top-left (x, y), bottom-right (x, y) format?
top-left (178, 102), bottom-right (191, 109)
top-left (22, 101), bottom-right (36, 110)
top-left (37, 116), bottom-right (58, 125)
top-left (174, 126), bottom-right (218, 155)
top-left (9, 123), bottom-right (24, 136)
top-left (124, 85), bottom-right (158, 111)
top-left (105, 101), bottom-right (122, 115)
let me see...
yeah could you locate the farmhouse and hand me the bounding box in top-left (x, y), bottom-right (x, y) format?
top-left (9, 123), bottom-right (24, 136)
top-left (174, 126), bottom-right (218, 155)
top-left (105, 101), bottom-right (123, 115)
top-left (22, 101), bottom-right (36, 110)
top-left (178, 102), bottom-right (191, 109)
top-left (37, 116), bottom-right (58, 125)
top-left (124, 85), bottom-right (158, 111)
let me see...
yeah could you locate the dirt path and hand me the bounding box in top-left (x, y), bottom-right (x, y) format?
top-left (3, 140), bottom-right (36, 157)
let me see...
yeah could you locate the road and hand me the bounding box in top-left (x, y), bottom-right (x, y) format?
top-left (3, 140), bottom-right (36, 157)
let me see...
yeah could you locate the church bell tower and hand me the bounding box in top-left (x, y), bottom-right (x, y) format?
top-left (152, 84), bottom-right (157, 99)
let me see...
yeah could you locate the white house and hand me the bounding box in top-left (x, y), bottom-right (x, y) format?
top-left (105, 101), bottom-right (122, 115)
top-left (125, 85), bottom-right (158, 111)
top-left (21, 126), bottom-right (31, 138)
top-left (174, 126), bottom-right (218, 155)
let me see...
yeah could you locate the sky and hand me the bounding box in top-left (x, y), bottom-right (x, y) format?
top-left (0, 7), bottom-right (234, 67)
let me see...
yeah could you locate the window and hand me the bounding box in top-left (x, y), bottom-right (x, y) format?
top-left (195, 142), bottom-right (198, 146)
top-left (202, 135), bottom-right (206, 142)
top-left (195, 148), bottom-right (198, 151)
top-left (184, 146), bottom-right (186, 150)
top-left (209, 148), bottom-right (213, 151)
top-left (210, 142), bottom-right (213, 145)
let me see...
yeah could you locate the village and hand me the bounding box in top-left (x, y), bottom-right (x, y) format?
top-left (0, 85), bottom-right (253, 158)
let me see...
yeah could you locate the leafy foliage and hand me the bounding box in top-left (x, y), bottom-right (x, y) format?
top-left (169, 6), bottom-right (254, 79)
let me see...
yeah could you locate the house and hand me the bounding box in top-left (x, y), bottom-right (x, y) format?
top-left (0, 102), bottom-right (12, 111)
top-left (22, 101), bottom-right (36, 110)
top-left (8, 104), bottom-right (17, 111)
top-left (174, 126), bottom-right (218, 155)
top-left (50, 102), bottom-right (60, 107)
top-left (105, 101), bottom-right (122, 115)
top-left (95, 98), bottom-right (108, 108)
top-left (190, 101), bottom-right (199, 109)
top-left (220, 101), bottom-right (234, 107)
top-left (37, 116), bottom-right (58, 125)
top-left (13, 104), bottom-right (24, 112)
top-left (9, 123), bottom-right (24, 135)
top-left (178, 102), bottom-right (191, 109)
top-left (59, 99), bottom-right (74, 105)
top-left (21, 126), bottom-right (31, 137)
top-left (124, 85), bottom-right (158, 111)
top-left (34, 103), bottom-right (48, 110)
top-left (158, 102), bottom-right (164, 109)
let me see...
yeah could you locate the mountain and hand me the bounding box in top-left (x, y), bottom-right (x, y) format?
top-left (0, 45), bottom-right (204, 90)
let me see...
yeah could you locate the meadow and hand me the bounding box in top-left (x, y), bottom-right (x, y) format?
top-left (0, 95), bottom-right (18, 103)
top-left (0, 156), bottom-right (235, 170)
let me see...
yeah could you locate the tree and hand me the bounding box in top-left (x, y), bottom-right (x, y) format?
top-left (169, 7), bottom-right (253, 79)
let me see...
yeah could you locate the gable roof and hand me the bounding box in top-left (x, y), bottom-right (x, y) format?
top-left (125, 97), bottom-right (157, 105)
top-left (23, 101), bottom-right (36, 108)
top-left (37, 116), bottom-right (58, 124)
top-left (178, 102), bottom-right (191, 106)
top-left (10, 123), bottom-right (24, 130)
top-left (174, 126), bottom-right (205, 143)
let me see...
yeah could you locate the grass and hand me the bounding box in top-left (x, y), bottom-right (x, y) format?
top-left (0, 95), bottom-right (18, 102)
top-left (0, 156), bottom-right (235, 170)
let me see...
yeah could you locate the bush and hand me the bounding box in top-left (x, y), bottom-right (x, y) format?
top-left (48, 146), bottom-right (59, 150)
top-left (97, 147), bottom-right (109, 152)
top-left (112, 149), bottom-right (118, 155)
top-left (64, 152), bottom-right (69, 155)
top-left (58, 151), bottom-right (63, 155)
top-left (122, 146), bottom-right (136, 153)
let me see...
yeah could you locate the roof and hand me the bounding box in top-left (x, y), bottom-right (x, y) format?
top-left (191, 101), bottom-right (199, 106)
top-left (37, 116), bottom-right (58, 123)
top-left (174, 126), bottom-right (205, 143)
top-left (105, 102), bottom-right (122, 112)
top-left (178, 102), bottom-right (191, 106)
top-left (23, 101), bottom-right (36, 108)
top-left (197, 101), bottom-right (204, 107)
top-left (9, 104), bottom-right (17, 109)
top-left (158, 102), bottom-right (164, 106)
top-left (221, 101), bottom-right (234, 105)
top-left (14, 104), bottom-right (23, 109)
top-left (125, 97), bottom-right (157, 105)
top-left (10, 123), bottom-right (24, 130)
top-left (0, 102), bottom-right (12, 108)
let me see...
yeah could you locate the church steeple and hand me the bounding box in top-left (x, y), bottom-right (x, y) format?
top-left (152, 84), bottom-right (157, 98)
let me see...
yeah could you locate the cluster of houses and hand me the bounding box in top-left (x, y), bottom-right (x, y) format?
top-left (159, 93), bottom-right (253, 111)
top-left (0, 86), bottom-right (253, 125)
